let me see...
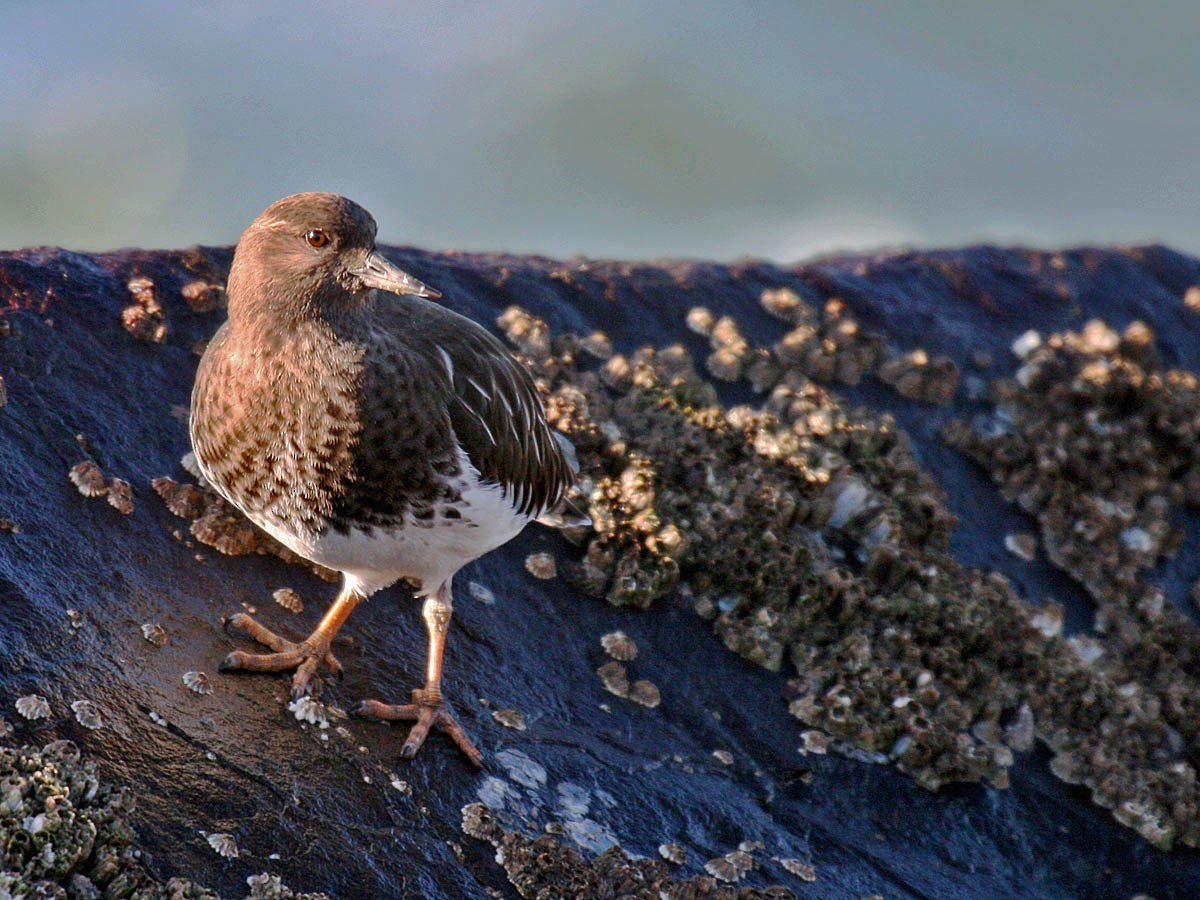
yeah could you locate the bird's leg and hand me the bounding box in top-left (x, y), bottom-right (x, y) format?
top-left (353, 581), bottom-right (484, 768)
top-left (220, 580), bottom-right (363, 699)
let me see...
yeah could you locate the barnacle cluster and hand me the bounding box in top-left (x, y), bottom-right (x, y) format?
top-left (180, 279), bottom-right (227, 314)
top-left (945, 318), bottom-right (1200, 847)
top-left (462, 803), bottom-right (793, 899)
top-left (496, 297), bottom-right (1200, 847)
top-left (0, 740), bottom-right (327, 899)
top-left (69, 461), bottom-right (135, 515)
top-left (121, 275), bottom-right (167, 344)
top-left (877, 348), bottom-right (959, 405)
top-left (152, 477), bottom-right (337, 582)
top-left (755, 289), bottom-right (884, 387)
top-left (946, 319), bottom-right (1193, 604)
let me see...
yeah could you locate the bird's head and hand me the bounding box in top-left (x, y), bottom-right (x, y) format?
top-left (228, 192), bottom-right (439, 325)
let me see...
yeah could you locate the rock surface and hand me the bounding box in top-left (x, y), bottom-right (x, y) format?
top-left (2, 242), bottom-right (1200, 898)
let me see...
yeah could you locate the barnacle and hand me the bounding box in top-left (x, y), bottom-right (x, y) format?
top-left (492, 709), bottom-right (526, 731)
top-left (775, 858), bottom-right (816, 881)
top-left (183, 671), bottom-right (213, 695)
top-left (271, 587), bottom-right (304, 613)
top-left (596, 661), bottom-right (629, 699)
top-left (627, 680), bottom-right (661, 709)
top-left (205, 831), bottom-right (239, 858)
top-left (658, 842), bottom-right (686, 865)
top-left (524, 552), bottom-right (557, 580)
top-left (15, 695), bottom-right (50, 720)
top-left (70, 700), bottom-right (102, 730)
top-left (599, 630), bottom-right (638, 662)
top-left (704, 850), bottom-right (754, 882)
top-left (152, 476), bottom-right (206, 518)
top-left (106, 477), bottom-right (134, 515)
top-left (69, 461), bottom-right (107, 498)
top-left (180, 278), bottom-right (227, 313)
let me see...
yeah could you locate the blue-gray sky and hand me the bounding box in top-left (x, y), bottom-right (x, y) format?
top-left (2, 2), bottom-right (1196, 261)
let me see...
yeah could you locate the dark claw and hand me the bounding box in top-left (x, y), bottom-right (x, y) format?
top-left (218, 651), bottom-right (242, 672)
top-left (400, 742), bottom-right (418, 759)
top-left (348, 700), bottom-right (369, 717)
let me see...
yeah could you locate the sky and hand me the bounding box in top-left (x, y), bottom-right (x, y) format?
top-left (1, 2), bottom-right (1197, 262)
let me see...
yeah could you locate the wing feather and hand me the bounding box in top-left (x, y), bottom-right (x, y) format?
top-left (422, 315), bottom-right (574, 519)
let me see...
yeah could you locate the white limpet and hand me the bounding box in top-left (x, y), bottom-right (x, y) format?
top-left (600, 630), bottom-right (638, 661)
top-left (15, 694), bottom-right (50, 720)
top-left (596, 661), bottom-right (629, 698)
top-left (205, 832), bottom-right (239, 858)
top-left (141, 623), bottom-right (168, 646)
top-left (776, 857), bottom-right (817, 881)
top-left (70, 699), bottom-right (102, 729)
top-left (704, 856), bottom-right (740, 883)
top-left (183, 671), bottom-right (213, 695)
top-left (272, 587), bottom-right (304, 612)
top-left (467, 581), bottom-right (495, 605)
top-left (69, 461), bottom-right (107, 497)
top-left (107, 478), bottom-right (134, 515)
top-left (524, 552), bottom-right (557, 580)
top-left (491, 708), bottom-right (526, 731)
top-left (658, 843), bottom-right (686, 865)
top-left (628, 679), bottom-right (661, 708)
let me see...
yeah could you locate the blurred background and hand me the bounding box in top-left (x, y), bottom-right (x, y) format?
top-left (1, 2), bottom-right (1196, 262)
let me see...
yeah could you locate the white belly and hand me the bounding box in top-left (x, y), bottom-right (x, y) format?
top-left (248, 458), bottom-right (531, 598)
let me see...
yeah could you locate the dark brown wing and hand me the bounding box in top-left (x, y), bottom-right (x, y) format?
top-left (420, 308), bottom-right (575, 519)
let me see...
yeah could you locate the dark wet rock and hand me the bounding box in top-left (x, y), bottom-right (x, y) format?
top-left (3, 242), bottom-right (1200, 898)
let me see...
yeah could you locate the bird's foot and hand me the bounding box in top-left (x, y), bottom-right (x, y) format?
top-left (352, 689), bottom-right (484, 768)
top-left (219, 612), bottom-right (343, 700)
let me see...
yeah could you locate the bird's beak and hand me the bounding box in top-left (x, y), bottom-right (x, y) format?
top-left (353, 250), bottom-right (441, 299)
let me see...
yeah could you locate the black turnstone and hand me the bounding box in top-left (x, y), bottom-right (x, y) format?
top-left (190, 192), bottom-right (582, 766)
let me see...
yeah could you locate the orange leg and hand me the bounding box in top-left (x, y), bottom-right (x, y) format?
top-left (220, 580), bottom-right (362, 700)
top-left (353, 580), bottom-right (484, 768)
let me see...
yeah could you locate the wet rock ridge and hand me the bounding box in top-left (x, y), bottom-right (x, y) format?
top-left (1, 242), bottom-right (1200, 898)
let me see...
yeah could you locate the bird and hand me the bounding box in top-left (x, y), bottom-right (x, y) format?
top-left (189, 192), bottom-right (583, 766)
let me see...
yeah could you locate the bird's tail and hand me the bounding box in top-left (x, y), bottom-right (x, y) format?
top-left (537, 432), bottom-right (592, 528)
top-left (537, 496), bottom-right (591, 529)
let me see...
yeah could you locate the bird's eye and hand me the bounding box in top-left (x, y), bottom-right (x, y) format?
top-left (305, 229), bottom-right (330, 248)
